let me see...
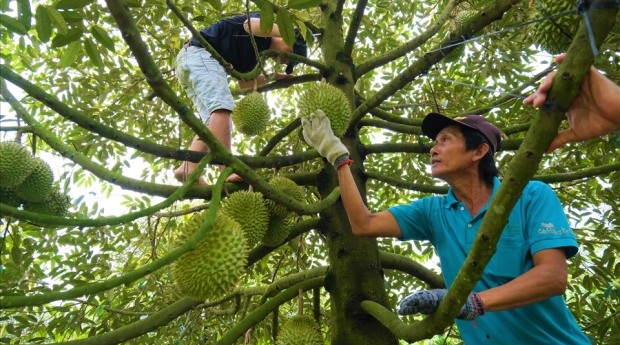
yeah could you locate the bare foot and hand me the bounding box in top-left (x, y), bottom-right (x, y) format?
top-left (226, 173), bottom-right (243, 183)
top-left (174, 164), bottom-right (207, 185)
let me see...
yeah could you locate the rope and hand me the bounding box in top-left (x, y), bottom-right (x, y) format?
top-left (432, 9), bottom-right (577, 56)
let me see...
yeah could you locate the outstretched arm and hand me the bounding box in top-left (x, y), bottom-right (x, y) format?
top-left (524, 54), bottom-right (620, 152)
top-left (243, 18), bottom-right (283, 37)
top-left (302, 110), bottom-right (403, 238)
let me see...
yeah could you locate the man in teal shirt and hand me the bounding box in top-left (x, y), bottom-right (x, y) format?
top-left (301, 110), bottom-right (590, 344)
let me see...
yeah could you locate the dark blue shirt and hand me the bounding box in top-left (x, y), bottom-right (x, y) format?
top-left (190, 14), bottom-right (272, 73)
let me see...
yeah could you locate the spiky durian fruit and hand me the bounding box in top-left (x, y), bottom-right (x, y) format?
top-left (23, 189), bottom-right (71, 217)
top-left (14, 158), bottom-right (54, 203)
top-left (265, 177), bottom-right (305, 218)
top-left (455, 10), bottom-right (477, 30)
top-left (298, 83), bottom-right (352, 137)
top-left (0, 141), bottom-right (37, 188)
top-left (220, 190), bottom-right (269, 247)
top-left (444, 10), bottom-right (478, 63)
top-left (530, 0), bottom-right (579, 54)
top-left (0, 187), bottom-right (24, 208)
top-left (261, 216), bottom-right (291, 247)
top-left (276, 315), bottom-right (324, 345)
top-left (172, 212), bottom-right (248, 301)
top-left (232, 92), bottom-right (271, 136)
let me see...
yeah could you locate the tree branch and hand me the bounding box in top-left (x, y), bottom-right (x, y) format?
top-left (343, 0), bottom-right (368, 58)
top-left (359, 118), bottom-right (422, 135)
top-left (0, 168), bottom-right (231, 309)
top-left (215, 277), bottom-right (324, 345)
top-left (349, 0), bottom-right (522, 129)
top-left (379, 251), bottom-right (444, 288)
top-left (355, 0), bottom-right (460, 76)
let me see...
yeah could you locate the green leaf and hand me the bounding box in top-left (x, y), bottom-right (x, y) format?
top-left (84, 38), bottom-right (103, 68)
top-left (43, 5), bottom-right (67, 35)
top-left (275, 9), bottom-right (295, 47)
top-left (58, 40), bottom-right (81, 67)
top-left (91, 26), bottom-right (115, 52)
top-left (16, 0), bottom-right (31, 31)
top-left (35, 5), bottom-right (52, 43)
top-left (287, 0), bottom-right (321, 9)
top-left (259, 4), bottom-right (274, 35)
top-left (0, 14), bottom-right (27, 35)
top-left (56, 0), bottom-right (93, 9)
top-left (51, 28), bottom-right (83, 48)
top-left (204, 0), bottom-right (221, 12)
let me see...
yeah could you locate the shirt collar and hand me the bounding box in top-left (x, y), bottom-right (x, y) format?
top-left (444, 177), bottom-right (501, 209)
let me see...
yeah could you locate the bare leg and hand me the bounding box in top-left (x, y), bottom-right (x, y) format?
top-left (174, 109), bottom-right (241, 184)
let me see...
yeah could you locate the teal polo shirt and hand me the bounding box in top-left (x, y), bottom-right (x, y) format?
top-left (388, 177), bottom-right (589, 344)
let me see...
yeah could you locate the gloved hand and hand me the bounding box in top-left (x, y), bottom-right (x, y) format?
top-left (397, 289), bottom-right (485, 321)
top-left (301, 110), bottom-right (349, 167)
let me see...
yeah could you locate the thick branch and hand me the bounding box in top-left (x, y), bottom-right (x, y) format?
top-left (343, 0), bottom-right (368, 58)
top-left (429, 5), bottom-right (617, 340)
top-left (379, 251), bottom-right (444, 289)
top-left (258, 118), bottom-right (301, 156)
top-left (359, 118), bottom-right (422, 135)
top-left (350, 0), bottom-right (522, 129)
top-left (356, 0), bottom-right (460, 76)
top-left (50, 298), bottom-right (200, 345)
top-left (363, 138), bottom-right (522, 155)
top-left (232, 73), bottom-right (322, 96)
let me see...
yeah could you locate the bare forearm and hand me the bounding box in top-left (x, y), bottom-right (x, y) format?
top-left (478, 264), bottom-right (567, 311)
top-left (337, 165), bottom-right (372, 233)
top-left (244, 18), bottom-right (281, 37)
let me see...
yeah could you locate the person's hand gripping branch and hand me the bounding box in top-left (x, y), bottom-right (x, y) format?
top-left (398, 289), bottom-right (486, 321)
top-left (301, 110), bottom-right (350, 168)
top-left (524, 53), bottom-right (620, 153)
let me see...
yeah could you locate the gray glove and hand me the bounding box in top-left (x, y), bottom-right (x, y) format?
top-left (301, 110), bottom-right (349, 167)
top-left (398, 289), bottom-right (486, 321)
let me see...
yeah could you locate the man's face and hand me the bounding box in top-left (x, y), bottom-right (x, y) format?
top-left (429, 125), bottom-right (477, 180)
top-left (271, 38), bottom-right (292, 65)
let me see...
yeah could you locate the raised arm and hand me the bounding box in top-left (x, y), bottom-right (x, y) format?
top-left (301, 110), bottom-right (403, 238)
top-left (524, 53), bottom-right (620, 152)
top-left (243, 17), bottom-right (283, 37)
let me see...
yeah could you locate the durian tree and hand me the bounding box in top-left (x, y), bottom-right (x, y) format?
top-left (1, 0), bottom-right (620, 344)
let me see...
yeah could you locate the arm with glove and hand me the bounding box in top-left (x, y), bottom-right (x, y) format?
top-left (301, 110), bottom-right (403, 238)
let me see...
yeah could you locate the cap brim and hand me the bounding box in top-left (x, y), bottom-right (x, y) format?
top-left (422, 113), bottom-right (472, 140)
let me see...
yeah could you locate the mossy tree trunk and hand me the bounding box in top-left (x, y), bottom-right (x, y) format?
top-left (317, 1), bottom-right (398, 344)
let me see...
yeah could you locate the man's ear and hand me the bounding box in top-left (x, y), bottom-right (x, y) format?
top-left (472, 143), bottom-right (490, 162)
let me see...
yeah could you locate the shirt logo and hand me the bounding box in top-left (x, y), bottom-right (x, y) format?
top-left (504, 224), bottom-right (520, 236)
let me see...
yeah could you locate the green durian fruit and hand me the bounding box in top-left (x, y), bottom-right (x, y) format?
top-left (232, 92), bottom-right (271, 136)
top-left (172, 212), bottom-right (248, 301)
top-left (220, 190), bottom-right (269, 247)
top-left (443, 10), bottom-right (478, 63)
top-left (276, 315), bottom-right (324, 345)
top-left (530, 0), bottom-right (579, 54)
top-left (0, 141), bottom-right (37, 188)
top-left (298, 83), bottom-right (352, 137)
top-left (23, 189), bottom-right (71, 218)
top-left (0, 187), bottom-right (25, 208)
top-left (261, 216), bottom-right (291, 247)
top-left (265, 177), bottom-right (305, 218)
top-left (14, 158), bottom-right (54, 202)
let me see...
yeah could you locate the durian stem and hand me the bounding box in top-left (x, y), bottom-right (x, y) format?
top-left (298, 288), bottom-right (304, 315)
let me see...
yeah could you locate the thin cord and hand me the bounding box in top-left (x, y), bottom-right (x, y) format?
top-left (431, 9), bottom-right (577, 55)
top-left (424, 75), bottom-right (527, 100)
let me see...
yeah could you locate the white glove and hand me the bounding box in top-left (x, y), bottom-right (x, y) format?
top-left (301, 110), bottom-right (349, 166)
